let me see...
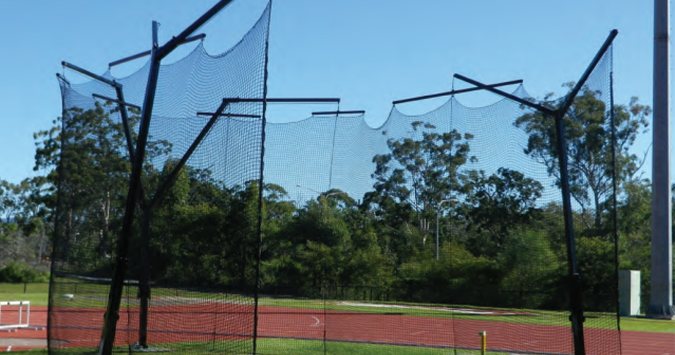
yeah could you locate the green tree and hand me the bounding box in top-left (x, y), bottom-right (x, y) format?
top-left (34, 103), bottom-right (171, 269)
top-left (365, 121), bottom-right (474, 261)
top-left (514, 85), bottom-right (650, 231)
top-left (367, 122), bottom-right (473, 214)
top-left (461, 168), bottom-right (544, 257)
top-left (498, 229), bottom-right (560, 307)
top-left (397, 242), bottom-right (499, 304)
top-left (0, 178), bottom-right (51, 268)
top-left (291, 194), bottom-right (352, 286)
top-left (34, 104), bottom-right (132, 264)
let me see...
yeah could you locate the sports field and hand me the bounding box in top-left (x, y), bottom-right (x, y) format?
top-left (1, 296), bottom-right (673, 354)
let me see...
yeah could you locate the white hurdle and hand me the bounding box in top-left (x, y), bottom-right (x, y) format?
top-left (0, 301), bottom-right (30, 331)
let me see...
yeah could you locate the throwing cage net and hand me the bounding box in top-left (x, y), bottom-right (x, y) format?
top-left (49, 0), bottom-right (621, 353)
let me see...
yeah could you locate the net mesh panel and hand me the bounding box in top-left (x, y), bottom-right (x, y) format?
top-left (258, 50), bottom-right (619, 354)
top-left (49, 3), bottom-right (270, 354)
top-left (50, 2), bottom-right (619, 351)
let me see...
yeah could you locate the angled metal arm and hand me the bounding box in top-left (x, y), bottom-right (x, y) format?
top-left (393, 79), bottom-right (523, 105)
top-left (558, 29), bottom-right (618, 115)
top-left (223, 97), bottom-right (340, 104)
top-left (312, 110), bottom-right (365, 115)
top-left (149, 101), bottom-right (229, 209)
top-left (92, 93), bottom-right (142, 111)
top-left (62, 61), bottom-right (118, 88)
top-left (156, 1), bottom-right (234, 60)
top-left (197, 111), bottom-right (261, 118)
top-left (454, 74), bottom-right (556, 115)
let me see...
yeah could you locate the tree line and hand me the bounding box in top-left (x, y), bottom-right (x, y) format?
top-left (1, 86), bottom-right (666, 312)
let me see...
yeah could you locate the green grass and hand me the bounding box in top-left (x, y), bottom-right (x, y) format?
top-left (0, 282), bottom-right (50, 306)
top-left (620, 316), bottom-right (675, 333)
top-left (0, 282), bottom-right (49, 294)
top-left (257, 339), bottom-right (507, 355)
top-left (29, 339), bottom-right (508, 355)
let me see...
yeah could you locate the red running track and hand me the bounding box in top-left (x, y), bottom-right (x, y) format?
top-left (2, 305), bottom-right (674, 354)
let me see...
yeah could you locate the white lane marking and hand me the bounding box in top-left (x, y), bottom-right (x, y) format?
top-left (7, 346), bottom-right (12, 352)
top-left (311, 316), bottom-right (321, 327)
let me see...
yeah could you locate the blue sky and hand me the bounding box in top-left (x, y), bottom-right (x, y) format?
top-left (0, 0), bottom-right (668, 184)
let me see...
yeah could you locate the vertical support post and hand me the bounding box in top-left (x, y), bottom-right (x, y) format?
top-left (647, 0), bottom-right (675, 320)
top-left (610, 68), bottom-right (623, 327)
top-left (253, 3), bottom-right (273, 354)
top-left (138, 207), bottom-right (152, 347)
top-left (554, 111), bottom-right (586, 354)
top-left (99, 20), bottom-right (162, 355)
top-left (136, 21), bottom-right (161, 349)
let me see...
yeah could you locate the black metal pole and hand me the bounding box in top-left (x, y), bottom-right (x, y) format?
top-left (138, 207), bottom-right (152, 348)
top-left (93, 93), bottom-right (141, 111)
top-left (609, 69), bottom-right (623, 340)
top-left (112, 82), bottom-right (148, 212)
top-left (61, 61), bottom-right (117, 87)
top-left (134, 20), bottom-right (161, 351)
top-left (113, 87), bottom-right (138, 163)
top-left (155, 1), bottom-right (235, 60)
top-left (99, 20), bottom-right (162, 355)
top-left (222, 97), bottom-right (340, 103)
top-left (312, 110), bottom-right (365, 115)
top-left (196, 112), bottom-right (260, 118)
top-left (554, 110), bottom-right (586, 355)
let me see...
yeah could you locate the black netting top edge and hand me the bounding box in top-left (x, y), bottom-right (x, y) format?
top-left (60, 1), bottom-right (271, 90)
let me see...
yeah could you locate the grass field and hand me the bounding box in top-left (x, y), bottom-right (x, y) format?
top-left (0, 282), bottom-right (50, 306)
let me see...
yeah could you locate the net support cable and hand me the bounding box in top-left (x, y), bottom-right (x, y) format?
top-left (454, 29), bottom-right (619, 355)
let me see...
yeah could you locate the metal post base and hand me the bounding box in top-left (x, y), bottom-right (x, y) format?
top-left (646, 304), bottom-right (675, 319)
